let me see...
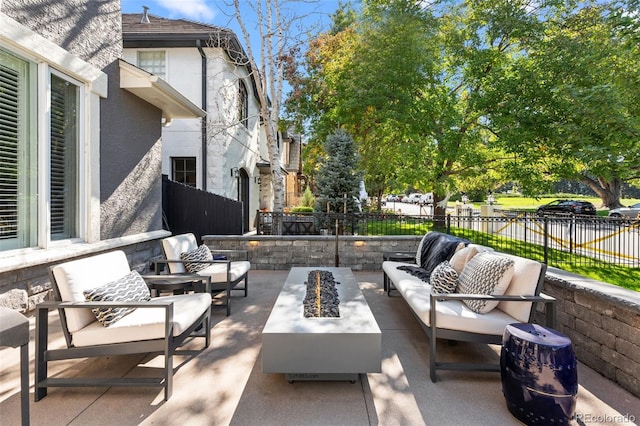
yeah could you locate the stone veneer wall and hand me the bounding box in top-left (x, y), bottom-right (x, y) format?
top-left (0, 238), bottom-right (164, 313)
top-left (203, 234), bottom-right (640, 398)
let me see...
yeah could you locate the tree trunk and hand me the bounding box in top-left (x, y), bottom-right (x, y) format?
top-left (579, 175), bottom-right (623, 209)
top-left (432, 193), bottom-right (448, 231)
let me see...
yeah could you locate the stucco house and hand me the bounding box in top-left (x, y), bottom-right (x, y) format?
top-left (122, 10), bottom-right (276, 232)
top-left (0, 0), bottom-right (204, 310)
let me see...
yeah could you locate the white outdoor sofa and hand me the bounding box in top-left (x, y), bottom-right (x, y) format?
top-left (382, 231), bottom-right (556, 382)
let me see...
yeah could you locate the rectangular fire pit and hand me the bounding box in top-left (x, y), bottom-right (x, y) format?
top-left (262, 267), bottom-right (382, 381)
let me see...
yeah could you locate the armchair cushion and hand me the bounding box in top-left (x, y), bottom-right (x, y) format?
top-left (195, 261), bottom-right (251, 283)
top-left (52, 250), bottom-right (133, 332)
top-left (71, 293), bottom-right (212, 347)
top-left (180, 244), bottom-right (213, 273)
top-left (456, 252), bottom-right (514, 314)
top-left (83, 270), bottom-right (151, 327)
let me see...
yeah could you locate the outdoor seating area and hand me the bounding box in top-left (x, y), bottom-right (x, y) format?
top-left (1, 269), bottom-right (638, 425)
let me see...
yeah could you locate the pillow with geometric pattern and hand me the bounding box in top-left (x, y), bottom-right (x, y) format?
top-left (456, 252), bottom-right (514, 314)
top-left (83, 270), bottom-right (151, 327)
top-left (180, 244), bottom-right (213, 273)
top-left (429, 261), bottom-right (459, 294)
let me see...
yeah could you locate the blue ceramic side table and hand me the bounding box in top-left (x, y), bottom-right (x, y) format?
top-left (501, 323), bottom-right (578, 425)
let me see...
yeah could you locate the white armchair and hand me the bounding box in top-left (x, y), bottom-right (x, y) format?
top-left (36, 250), bottom-right (211, 402)
top-left (157, 233), bottom-right (250, 316)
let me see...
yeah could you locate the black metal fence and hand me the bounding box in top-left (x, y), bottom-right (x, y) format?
top-left (257, 211), bottom-right (639, 268)
top-left (163, 176), bottom-right (242, 243)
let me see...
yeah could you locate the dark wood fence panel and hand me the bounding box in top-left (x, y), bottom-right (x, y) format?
top-left (163, 176), bottom-right (242, 243)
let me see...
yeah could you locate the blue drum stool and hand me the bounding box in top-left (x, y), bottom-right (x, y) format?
top-left (501, 323), bottom-right (578, 425)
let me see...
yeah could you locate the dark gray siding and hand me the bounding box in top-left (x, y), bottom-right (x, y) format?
top-left (3, 0), bottom-right (164, 239)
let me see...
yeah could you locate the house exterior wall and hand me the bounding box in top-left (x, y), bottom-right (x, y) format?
top-left (0, 1), bottom-right (169, 310)
top-left (123, 42), bottom-right (262, 231)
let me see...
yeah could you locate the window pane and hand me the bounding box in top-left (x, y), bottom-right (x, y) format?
top-left (172, 157), bottom-right (196, 187)
top-left (50, 74), bottom-right (78, 240)
top-left (0, 49), bottom-right (36, 251)
top-left (238, 80), bottom-right (248, 127)
top-left (137, 51), bottom-right (166, 79)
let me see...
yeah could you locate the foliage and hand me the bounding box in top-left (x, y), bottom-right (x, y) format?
top-left (299, 186), bottom-right (315, 208)
top-left (289, 206), bottom-right (314, 213)
top-left (288, 0), bottom-right (640, 213)
top-left (314, 129), bottom-right (362, 215)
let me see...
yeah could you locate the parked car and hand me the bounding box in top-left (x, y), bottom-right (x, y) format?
top-left (406, 193), bottom-right (422, 204)
top-left (386, 194), bottom-right (400, 202)
top-left (536, 199), bottom-right (597, 216)
top-left (608, 202), bottom-right (640, 218)
top-left (419, 193), bottom-right (434, 205)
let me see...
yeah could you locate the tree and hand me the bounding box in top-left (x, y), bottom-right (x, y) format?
top-left (314, 129), bottom-right (361, 217)
top-left (482, 2), bottom-right (640, 208)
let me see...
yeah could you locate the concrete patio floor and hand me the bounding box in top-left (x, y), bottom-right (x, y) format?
top-left (1, 270), bottom-right (638, 425)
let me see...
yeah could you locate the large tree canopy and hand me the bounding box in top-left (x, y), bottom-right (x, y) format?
top-left (288, 0), bottom-right (640, 210)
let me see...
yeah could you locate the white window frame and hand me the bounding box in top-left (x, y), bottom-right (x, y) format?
top-left (0, 14), bottom-right (106, 255)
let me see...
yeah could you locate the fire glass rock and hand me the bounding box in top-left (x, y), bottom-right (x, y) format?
top-left (303, 270), bottom-right (340, 318)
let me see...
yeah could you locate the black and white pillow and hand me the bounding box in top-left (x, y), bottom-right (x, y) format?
top-left (83, 270), bottom-right (151, 327)
top-left (456, 252), bottom-right (514, 314)
top-left (180, 244), bottom-right (213, 273)
top-left (429, 261), bottom-right (459, 294)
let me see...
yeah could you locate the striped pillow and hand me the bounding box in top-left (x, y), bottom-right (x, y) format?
top-left (456, 253), bottom-right (514, 314)
top-left (180, 244), bottom-right (213, 273)
top-left (83, 270), bottom-right (151, 327)
top-left (429, 261), bottom-right (459, 294)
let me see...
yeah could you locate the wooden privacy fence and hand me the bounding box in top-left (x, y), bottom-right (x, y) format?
top-left (162, 176), bottom-right (242, 242)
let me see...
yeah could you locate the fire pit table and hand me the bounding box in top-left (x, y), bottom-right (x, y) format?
top-left (262, 267), bottom-right (381, 382)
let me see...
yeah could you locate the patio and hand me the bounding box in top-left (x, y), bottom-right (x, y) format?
top-left (1, 270), bottom-right (638, 425)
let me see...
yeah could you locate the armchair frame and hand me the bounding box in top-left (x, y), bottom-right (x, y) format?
top-left (35, 271), bottom-right (211, 402)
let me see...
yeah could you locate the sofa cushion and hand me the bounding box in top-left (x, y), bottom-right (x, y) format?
top-left (456, 252), bottom-right (514, 314)
top-left (449, 245), bottom-right (478, 275)
top-left (429, 261), bottom-right (458, 294)
top-left (83, 270), bottom-right (151, 327)
top-left (497, 253), bottom-right (544, 322)
top-left (180, 244), bottom-right (213, 273)
top-left (394, 278), bottom-right (518, 335)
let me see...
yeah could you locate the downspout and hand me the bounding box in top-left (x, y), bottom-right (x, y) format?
top-left (197, 39), bottom-right (207, 191)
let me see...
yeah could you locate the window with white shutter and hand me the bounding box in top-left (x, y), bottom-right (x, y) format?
top-left (0, 47), bottom-right (83, 251)
top-left (50, 74), bottom-right (78, 240)
top-left (0, 49), bottom-right (36, 251)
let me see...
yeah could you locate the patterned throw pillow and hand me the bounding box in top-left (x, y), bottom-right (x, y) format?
top-left (180, 244), bottom-right (213, 273)
top-left (429, 261), bottom-right (459, 294)
top-left (83, 270), bottom-right (151, 327)
top-left (456, 252), bottom-right (514, 314)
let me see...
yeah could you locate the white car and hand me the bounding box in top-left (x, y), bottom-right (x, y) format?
top-left (608, 202), bottom-right (640, 218)
top-left (419, 193), bottom-right (434, 205)
top-left (406, 193), bottom-right (422, 204)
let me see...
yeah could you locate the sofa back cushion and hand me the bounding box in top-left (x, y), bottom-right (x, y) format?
top-left (162, 233), bottom-right (198, 274)
top-left (497, 254), bottom-right (544, 322)
top-left (52, 250), bottom-right (132, 332)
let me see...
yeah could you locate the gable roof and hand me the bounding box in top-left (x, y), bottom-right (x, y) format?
top-left (122, 13), bottom-right (249, 65)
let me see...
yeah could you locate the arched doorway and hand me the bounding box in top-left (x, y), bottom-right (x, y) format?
top-left (239, 169), bottom-right (250, 233)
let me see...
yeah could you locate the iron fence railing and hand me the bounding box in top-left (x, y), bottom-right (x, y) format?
top-left (257, 211), bottom-right (639, 268)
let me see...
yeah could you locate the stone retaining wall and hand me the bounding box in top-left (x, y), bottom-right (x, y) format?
top-left (0, 237), bottom-right (164, 312)
top-left (203, 234), bottom-right (640, 398)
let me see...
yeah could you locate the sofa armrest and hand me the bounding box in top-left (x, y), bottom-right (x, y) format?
top-left (429, 291), bottom-right (556, 328)
top-left (142, 274), bottom-right (212, 294)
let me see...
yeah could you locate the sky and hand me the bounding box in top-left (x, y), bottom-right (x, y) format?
top-left (120, 0), bottom-right (346, 56)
